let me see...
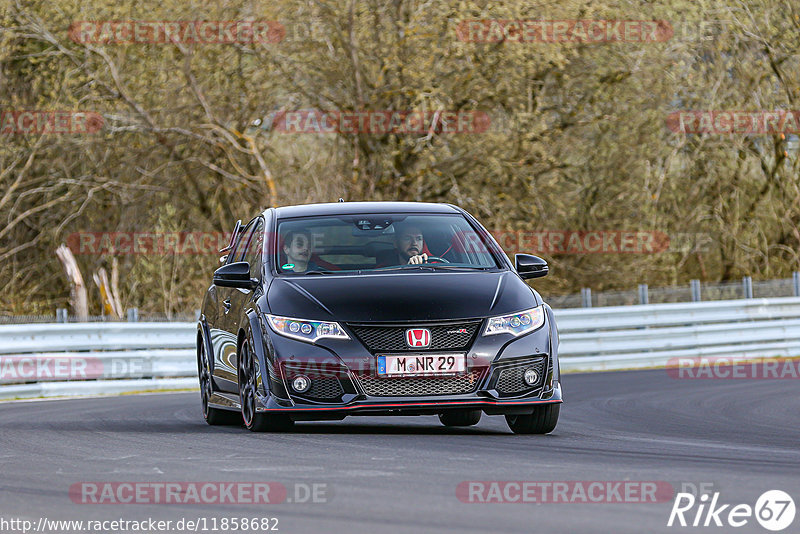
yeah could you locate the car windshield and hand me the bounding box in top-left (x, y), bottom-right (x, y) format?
top-left (275, 213), bottom-right (500, 274)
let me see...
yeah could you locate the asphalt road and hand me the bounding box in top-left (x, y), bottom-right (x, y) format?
top-left (0, 369), bottom-right (798, 534)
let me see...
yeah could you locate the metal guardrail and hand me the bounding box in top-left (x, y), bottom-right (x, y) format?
top-left (557, 297), bottom-right (800, 371)
top-left (0, 323), bottom-right (195, 354)
top-left (2, 296), bottom-right (800, 400)
top-left (0, 310), bottom-right (200, 325)
top-left (0, 322), bottom-right (196, 399)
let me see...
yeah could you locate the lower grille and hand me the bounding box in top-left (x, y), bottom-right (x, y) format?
top-left (283, 364), bottom-right (345, 401)
top-left (304, 376), bottom-right (344, 400)
top-left (495, 358), bottom-right (546, 395)
top-left (355, 369), bottom-right (483, 397)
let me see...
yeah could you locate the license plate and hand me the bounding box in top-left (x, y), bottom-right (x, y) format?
top-left (376, 353), bottom-right (466, 377)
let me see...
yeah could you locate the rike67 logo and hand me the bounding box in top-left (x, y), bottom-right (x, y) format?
top-left (668, 490), bottom-right (795, 531)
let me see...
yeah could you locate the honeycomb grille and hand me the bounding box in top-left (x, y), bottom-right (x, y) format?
top-left (355, 369), bottom-right (483, 397)
top-left (305, 376), bottom-right (344, 400)
top-left (495, 358), bottom-right (546, 395)
top-left (348, 321), bottom-right (481, 352)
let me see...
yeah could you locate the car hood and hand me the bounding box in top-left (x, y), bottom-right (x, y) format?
top-left (267, 271), bottom-right (539, 323)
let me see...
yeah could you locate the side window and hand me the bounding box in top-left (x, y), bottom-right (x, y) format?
top-left (230, 220), bottom-right (256, 263)
top-left (243, 219), bottom-right (265, 278)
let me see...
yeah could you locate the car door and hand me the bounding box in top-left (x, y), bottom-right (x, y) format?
top-left (212, 219), bottom-right (257, 392)
top-left (226, 217), bottom-right (265, 374)
top-left (203, 221), bottom-right (240, 382)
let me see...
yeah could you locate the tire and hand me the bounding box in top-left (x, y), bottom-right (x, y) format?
top-left (439, 409), bottom-right (482, 427)
top-left (238, 337), bottom-right (294, 433)
top-left (505, 404), bottom-right (560, 434)
top-left (198, 337), bottom-right (241, 426)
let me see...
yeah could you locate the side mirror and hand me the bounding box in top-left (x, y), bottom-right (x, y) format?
top-left (213, 261), bottom-right (257, 289)
top-left (515, 254), bottom-right (548, 280)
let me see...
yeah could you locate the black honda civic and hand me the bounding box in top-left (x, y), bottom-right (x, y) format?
top-left (197, 201), bottom-right (562, 433)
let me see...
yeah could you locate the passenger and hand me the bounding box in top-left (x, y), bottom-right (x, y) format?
top-left (282, 230), bottom-right (320, 272)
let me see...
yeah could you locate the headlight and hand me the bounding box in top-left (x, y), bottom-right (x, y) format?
top-left (483, 306), bottom-right (545, 337)
top-left (266, 314), bottom-right (350, 343)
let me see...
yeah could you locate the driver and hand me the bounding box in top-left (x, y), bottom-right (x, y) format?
top-left (393, 224), bottom-right (429, 265)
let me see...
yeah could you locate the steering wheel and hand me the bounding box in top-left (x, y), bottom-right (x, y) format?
top-left (424, 256), bottom-right (450, 264)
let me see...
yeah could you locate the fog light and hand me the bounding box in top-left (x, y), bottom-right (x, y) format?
top-left (523, 369), bottom-right (539, 386)
top-left (292, 375), bottom-right (311, 393)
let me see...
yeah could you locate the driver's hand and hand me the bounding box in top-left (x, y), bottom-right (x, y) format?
top-left (408, 253), bottom-right (428, 265)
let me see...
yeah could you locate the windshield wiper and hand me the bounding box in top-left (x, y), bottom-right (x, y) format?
top-left (375, 264), bottom-right (491, 272)
top-left (424, 265), bottom-right (491, 270)
top-left (302, 270), bottom-right (339, 275)
top-left (374, 264), bottom-right (435, 272)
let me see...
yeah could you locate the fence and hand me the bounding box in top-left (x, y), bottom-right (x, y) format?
top-left (548, 274), bottom-right (800, 308)
top-left (2, 296), bottom-right (800, 399)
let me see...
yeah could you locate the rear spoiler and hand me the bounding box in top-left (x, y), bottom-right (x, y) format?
top-left (218, 219), bottom-right (243, 253)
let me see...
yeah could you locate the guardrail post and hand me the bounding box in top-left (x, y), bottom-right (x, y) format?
top-left (743, 276), bottom-right (753, 299)
top-left (56, 308), bottom-right (68, 323)
top-left (127, 308), bottom-right (138, 322)
top-left (793, 272), bottom-right (800, 297)
top-left (690, 279), bottom-right (701, 302)
top-left (638, 284), bottom-right (649, 305)
top-left (581, 288), bottom-right (592, 308)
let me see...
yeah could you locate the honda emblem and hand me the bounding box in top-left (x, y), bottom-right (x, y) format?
top-left (405, 328), bottom-right (431, 348)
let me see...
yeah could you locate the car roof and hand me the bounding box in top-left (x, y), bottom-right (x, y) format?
top-left (270, 201), bottom-right (460, 219)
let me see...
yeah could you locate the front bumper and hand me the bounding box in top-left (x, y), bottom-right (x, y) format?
top-left (255, 383), bottom-right (562, 417)
top-left (255, 315), bottom-right (561, 418)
